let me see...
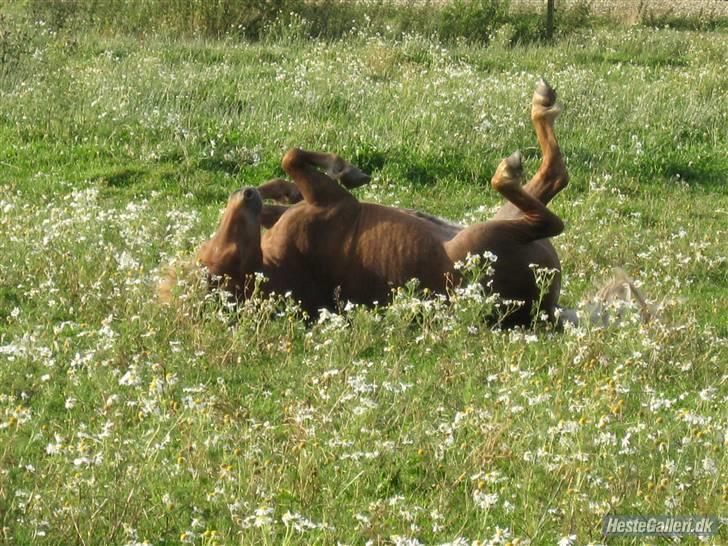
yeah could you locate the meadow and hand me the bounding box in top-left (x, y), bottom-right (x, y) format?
top-left (0, 2), bottom-right (726, 544)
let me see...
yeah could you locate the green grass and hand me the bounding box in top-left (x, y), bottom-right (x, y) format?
top-left (0, 5), bottom-right (726, 546)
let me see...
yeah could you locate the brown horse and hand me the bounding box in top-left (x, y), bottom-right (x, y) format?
top-left (197, 79), bottom-right (569, 326)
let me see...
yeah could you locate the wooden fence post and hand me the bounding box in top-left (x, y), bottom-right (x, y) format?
top-left (546, 0), bottom-right (555, 39)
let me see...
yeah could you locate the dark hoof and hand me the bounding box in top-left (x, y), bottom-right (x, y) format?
top-left (534, 77), bottom-right (557, 107)
top-left (505, 150), bottom-right (523, 171)
top-left (339, 166), bottom-right (371, 189)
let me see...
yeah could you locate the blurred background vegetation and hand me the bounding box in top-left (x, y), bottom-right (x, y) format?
top-left (3, 0), bottom-right (726, 46)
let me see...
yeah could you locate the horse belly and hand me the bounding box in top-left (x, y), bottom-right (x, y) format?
top-left (339, 211), bottom-right (453, 303)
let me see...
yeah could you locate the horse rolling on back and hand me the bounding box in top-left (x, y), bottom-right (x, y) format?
top-left (196, 79), bottom-right (570, 327)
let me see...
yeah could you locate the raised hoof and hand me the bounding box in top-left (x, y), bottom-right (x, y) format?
top-left (533, 77), bottom-right (556, 107)
top-left (532, 77), bottom-right (562, 120)
top-left (327, 158), bottom-right (371, 189)
top-left (338, 166), bottom-right (371, 189)
top-left (492, 150), bottom-right (524, 192)
top-left (505, 149), bottom-right (523, 171)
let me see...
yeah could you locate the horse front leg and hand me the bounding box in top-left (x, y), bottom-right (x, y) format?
top-left (257, 178), bottom-right (303, 204)
top-left (281, 148), bottom-right (369, 206)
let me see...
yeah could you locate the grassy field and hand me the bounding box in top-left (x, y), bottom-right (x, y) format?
top-left (0, 3), bottom-right (726, 545)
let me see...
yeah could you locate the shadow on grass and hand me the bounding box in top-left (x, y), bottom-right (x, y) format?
top-left (196, 157), bottom-right (241, 175)
top-left (661, 159), bottom-right (726, 188)
top-left (0, 287), bottom-right (23, 322)
top-left (352, 148), bottom-right (387, 175)
top-left (387, 148), bottom-right (485, 187)
top-left (100, 166), bottom-right (148, 188)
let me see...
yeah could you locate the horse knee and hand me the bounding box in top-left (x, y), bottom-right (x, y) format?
top-left (281, 148), bottom-right (305, 174)
top-left (546, 215), bottom-right (565, 238)
top-left (552, 172), bottom-right (569, 194)
top-left (530, 213), bottom-right (564, 239)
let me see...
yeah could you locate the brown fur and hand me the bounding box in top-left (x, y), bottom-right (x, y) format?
top-left (196, 80), bottom-right (570, 326)
top-left (196, 188), bottom-right (263, 299)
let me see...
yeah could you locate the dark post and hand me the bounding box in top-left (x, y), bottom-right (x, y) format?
top-left (546, 0), bottom-right (555, 40)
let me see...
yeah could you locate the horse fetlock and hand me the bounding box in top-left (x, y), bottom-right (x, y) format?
top-left (542, 162), bottom-right (569, 192)
top-left (552, 172), bottom-right (569, 193)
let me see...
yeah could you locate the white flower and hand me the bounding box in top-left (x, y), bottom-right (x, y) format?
top-left (119, 366), bottom-right (141, 386)
top-left (241, 506), bottom-right (274, 529)
top-left (115, 251), bottom-right (139, 270)
top-left (702, 457), bottom-right (717, 476)
top-left (473, 490), bottom-right (498, 510)
top-left (45, 441), bottom-right (63, 455)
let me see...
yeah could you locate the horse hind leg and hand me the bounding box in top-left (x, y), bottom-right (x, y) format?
top-left (491, 150), bottom-right (564, 242)
top-left (494, 78), bottom-right (569, 220)
top-left (528, 78), bottom-right (569, 204)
